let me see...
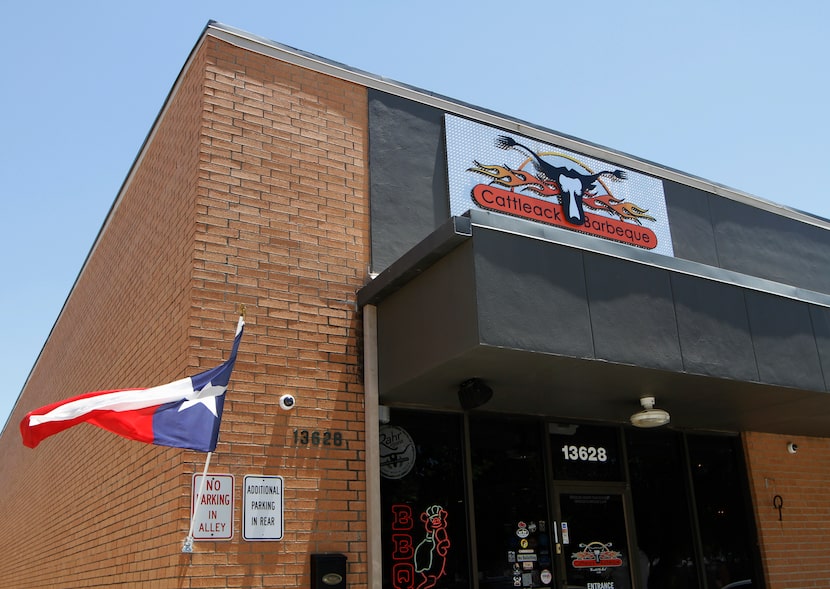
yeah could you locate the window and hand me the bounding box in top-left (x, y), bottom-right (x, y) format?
top-left (380, 410), bottom-right (469, 589)
top-left (627, 428), bottom-right (698, 589)
top-left (470, 416), bottom-right (552, 589)
top-left (688, 435), bottom-right (756, 589)
top-left (626, 430), bottom-right (758, 589)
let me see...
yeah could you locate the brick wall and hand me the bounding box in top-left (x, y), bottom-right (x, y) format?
top-left (744, 431), bottom-right (830, 588)
top-left (188, 37), bottom-right (369, 587)
top-left (0, 33), bottom-right (370, 588)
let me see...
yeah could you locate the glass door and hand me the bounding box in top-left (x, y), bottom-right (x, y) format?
top-left (553, 488), bottom-right (636, 589)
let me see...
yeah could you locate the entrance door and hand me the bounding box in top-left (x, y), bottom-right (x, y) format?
top-left (553, 489), bottom-right (637, 589)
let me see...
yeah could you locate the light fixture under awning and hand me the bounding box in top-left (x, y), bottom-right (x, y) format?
top-left (630, 396), bottom-right (671, 428)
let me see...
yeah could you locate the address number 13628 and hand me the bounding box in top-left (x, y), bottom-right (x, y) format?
top-left (293, 429), bottom-right (344, 447)
top-left (561, 445), bottom-right (608, 462)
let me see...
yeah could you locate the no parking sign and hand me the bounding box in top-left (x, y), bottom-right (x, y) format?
top-left (191, 473), bottom-right (234, 540)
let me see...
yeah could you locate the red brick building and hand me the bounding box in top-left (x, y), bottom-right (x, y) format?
top-left (2, 21), bottom-right (830, 589)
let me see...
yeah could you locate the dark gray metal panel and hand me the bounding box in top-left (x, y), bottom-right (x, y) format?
top-left (671, 274), bottom-right (758, 381)
top-left (584, 253), bottom-right (683, 371)
top-left (663, 180), bottom-right (719, 266)
top-left (465, 209), bottom-right (830, 309)
top-left (745, 291), bottom-right (825, 391)
top-left (809, 305), bottom-right (830, 391)
top-left (368, 90), bottom-right (448, 273)
top-left (710, 196), bottom-right (830, 294)
top-left (376, 241), bottom-right (479, 395)
top-left (471, 227), bottom-right (594, 358)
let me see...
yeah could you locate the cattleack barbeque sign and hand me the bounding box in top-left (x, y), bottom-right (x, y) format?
top-left (445, 115), bottom-right (675, 257)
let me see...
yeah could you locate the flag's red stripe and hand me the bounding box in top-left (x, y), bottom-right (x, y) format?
top-left (21, 406), bottom-right (157, 448)
top-left (20, 388), bottom-right (156, 448)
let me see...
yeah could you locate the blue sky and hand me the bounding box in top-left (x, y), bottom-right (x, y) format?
top-left (2, 1), bottom-right (829, 431)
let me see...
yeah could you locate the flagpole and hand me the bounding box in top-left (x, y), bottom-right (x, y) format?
top-left (181, 311), bottom-right (244, 553)
top-left (182, 451), bottom-right (213, 553)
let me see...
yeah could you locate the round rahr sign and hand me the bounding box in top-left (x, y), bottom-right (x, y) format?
top-left (379, 425), bottom-right (416, 479)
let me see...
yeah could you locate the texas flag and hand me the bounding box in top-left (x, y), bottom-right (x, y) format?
top-left (20, 317), bottom-right (244, 452)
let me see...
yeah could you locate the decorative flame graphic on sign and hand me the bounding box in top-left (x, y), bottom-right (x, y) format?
top-left (467, 159), bottom-right (656, 225)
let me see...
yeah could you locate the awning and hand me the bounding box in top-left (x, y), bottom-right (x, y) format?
top-left (358, 211), bottom-right (830, 436)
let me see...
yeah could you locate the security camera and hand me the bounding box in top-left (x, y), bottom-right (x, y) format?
top-left (787, 442), bottom-right (798, 454)
top-left (279, 394), bottom-right (296, 411)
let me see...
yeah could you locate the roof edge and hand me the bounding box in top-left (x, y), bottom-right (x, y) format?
top-left (205, 21), bottom-right (830, 231)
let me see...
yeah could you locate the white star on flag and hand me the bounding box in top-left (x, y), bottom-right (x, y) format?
top-left (179, 382), bottom-right (227, 416)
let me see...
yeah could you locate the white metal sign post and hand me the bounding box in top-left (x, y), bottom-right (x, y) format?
top-left (243, 475), bottom-right (284, 541)
top-left (191, 473), bottom-right (234, 541)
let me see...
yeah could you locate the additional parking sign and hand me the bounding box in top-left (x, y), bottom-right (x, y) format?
top-left (243, 475), bottom-right (284, 541)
